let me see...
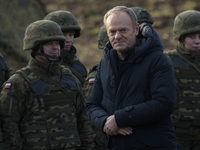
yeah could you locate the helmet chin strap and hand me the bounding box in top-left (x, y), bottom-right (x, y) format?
top-left (34, 44), bottom-right (60, 62)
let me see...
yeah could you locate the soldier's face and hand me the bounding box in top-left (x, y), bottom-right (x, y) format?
top-left (183, 33), bottom-right (200, 51)
top-left (36, 40), bottom-right (60, 63)
top-left (105, 11), bottom-right (139, 60)
top-left (63, 32), bottom-right (74, 50)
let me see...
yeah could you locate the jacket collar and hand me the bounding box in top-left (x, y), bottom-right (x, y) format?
top-left (176, 43), bottom-right (200, 63)
top-left (60, 46), bottom-right (76, 66)
top-left (103, 25), bottom-right (164, 63)
top-left (28, 57), bottom-right (61, 76)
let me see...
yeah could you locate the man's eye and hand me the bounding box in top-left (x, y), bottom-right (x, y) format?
top-left (110, 31), bottom-right (115, 35)
top-left (69, 33), bottom-right (74, 36)
top-left (46, 42), bottom-right (52, 45)
top-left (189, 35), bottom-right (194, 38)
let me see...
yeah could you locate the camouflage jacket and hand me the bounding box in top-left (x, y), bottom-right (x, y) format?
top-left (0, 57), bottom-right (95, 150)
top-left (60, 46), bottom-right (87, 85)
top-left (83, 64), bottom-right (98, 99)
top-left (165, 44), bottom-right (200, 137)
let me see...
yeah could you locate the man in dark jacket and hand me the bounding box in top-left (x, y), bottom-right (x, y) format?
top-left (86, 6), bottom-right (176, 150)
top-left (84, 7), bottom-right (155, 150)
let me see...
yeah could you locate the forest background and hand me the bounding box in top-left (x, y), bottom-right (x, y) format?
top-left (0, 0), bottom-right (199, 73)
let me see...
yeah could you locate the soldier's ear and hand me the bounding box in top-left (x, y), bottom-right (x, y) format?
top-left (31, 44), bottom-right (41, 58)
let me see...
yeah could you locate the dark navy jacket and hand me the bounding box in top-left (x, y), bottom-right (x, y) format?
top-left (86, 24), bottom-right (176, 150)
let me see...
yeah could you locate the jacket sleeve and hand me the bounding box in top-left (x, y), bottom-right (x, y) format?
top-left (86, 61), bottom-right (110, 132)
top-left (75, 85), bottom-right (95, 150)
top-left (114, 53), bottom-right (176, 127)
top-left (0, 74), bottom-right (29, 150)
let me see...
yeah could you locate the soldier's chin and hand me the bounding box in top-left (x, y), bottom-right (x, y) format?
top-left (49, 58), bottom-right (57, 61)
top-left (48, 56), bottom-right (58, 62)
top-left (64, 46), bottom-right (71, 50)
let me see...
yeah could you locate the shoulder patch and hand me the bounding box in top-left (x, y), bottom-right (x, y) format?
top-left (4, 83), bottom-right (11, 89)
top-left (88, 78), bottom-right (95, 84)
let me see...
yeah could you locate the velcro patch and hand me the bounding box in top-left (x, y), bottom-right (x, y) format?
top-left (5, 83), bottom-right (11, 89)
top-left (88, 78), bottom-right (95, 84)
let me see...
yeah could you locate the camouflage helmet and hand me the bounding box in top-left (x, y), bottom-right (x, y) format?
top-left (173, 10), bottom-right (200, 40)
top-left (98, 24), bottom-right (109, 49)
top-left (130, 7), bottom-right (154, 25)
top-left (23, 20), bottom-right (66, 51)
top-left (44, 10), bottom-right (81, 38)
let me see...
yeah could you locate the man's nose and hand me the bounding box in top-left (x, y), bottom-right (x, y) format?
top-left (115, 31), bottom-right (122, 39)
top-left (52, 43), bottom-right (59, 49)
top-left (65, 35), bottom-right (70, 41)
top-left (195, 37), bottom-right (200, 43)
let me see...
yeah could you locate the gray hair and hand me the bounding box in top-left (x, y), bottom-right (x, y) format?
top-left (104, 6), bottom-right (138, 28)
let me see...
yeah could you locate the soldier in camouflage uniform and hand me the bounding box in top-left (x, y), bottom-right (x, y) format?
top-left (0, 20), bottom-right (95, 150)
top-left (44, 10), bottom-right (87, 86)
top-left (165, 10), bottom-right (200, 150)
top-left (83, 7), bottom-right (154, 150)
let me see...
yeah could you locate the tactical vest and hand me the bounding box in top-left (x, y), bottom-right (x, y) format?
top-left (72, 55), bottom-right (87, 79)
top-left (16, 67), bottom-right (81, 150)
top-left (166, 50), bottom-right (200, 126)
top-left (61, 55), bottom-right (87, 85)
top-left (172, 65), bottom-right (200, 120)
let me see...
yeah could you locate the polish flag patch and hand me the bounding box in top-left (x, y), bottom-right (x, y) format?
top-left (88, 78), bottom-right (95, 84)
top-left (5, 83), bottom-right (11, 89)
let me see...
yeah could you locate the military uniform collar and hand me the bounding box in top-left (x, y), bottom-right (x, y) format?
top-left (28, 57), bottom-right (61, 76)
top-left (177, 43), bottom-right (200, 63)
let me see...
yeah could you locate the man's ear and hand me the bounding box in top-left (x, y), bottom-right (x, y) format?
top-left (135, 23), bottom-right (140, 36)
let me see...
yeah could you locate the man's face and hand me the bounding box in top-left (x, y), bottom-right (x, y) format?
top-left (183, 33), bottom-right (200, 51)
top-left (106, 11), bottom-right (139, 55)
top-left (63, 32), bottom-right (75, 50)
top-left (36, 40), bottom-right (61, 63)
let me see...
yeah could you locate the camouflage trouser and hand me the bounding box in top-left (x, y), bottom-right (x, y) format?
top-left (175, 126), bottom-right (200, 150)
